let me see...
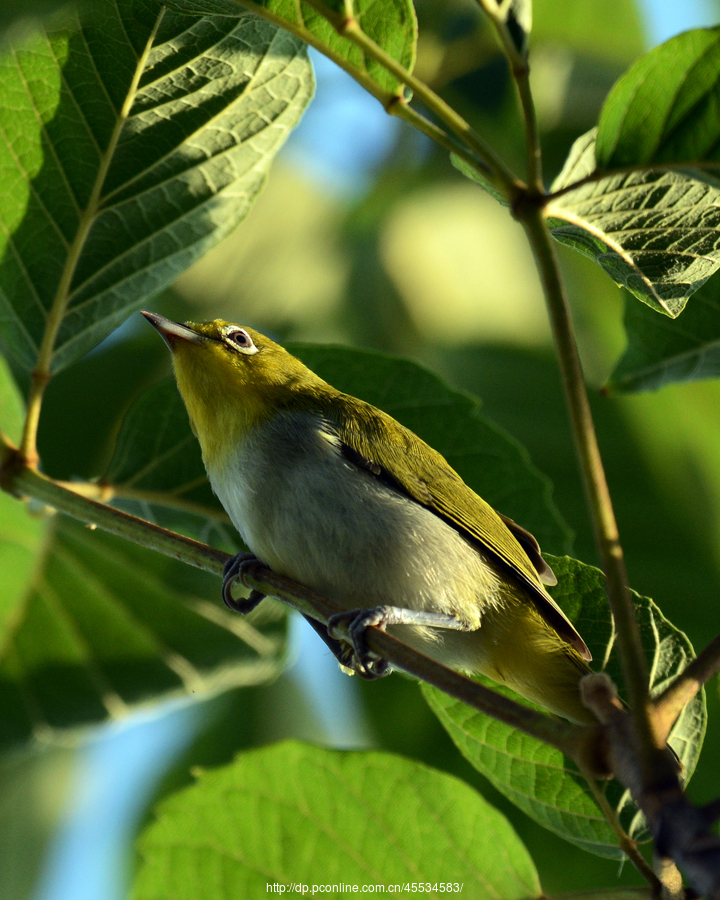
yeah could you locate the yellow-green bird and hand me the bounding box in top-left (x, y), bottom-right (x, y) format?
top-left (143, 311), bottom-right (596, 724)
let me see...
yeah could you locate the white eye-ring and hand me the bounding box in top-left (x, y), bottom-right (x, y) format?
top-left (222, 326), bottom-right (258, 355)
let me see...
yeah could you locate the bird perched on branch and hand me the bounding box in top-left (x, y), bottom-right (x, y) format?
top-left (144, 311), bottom-right (596, 724)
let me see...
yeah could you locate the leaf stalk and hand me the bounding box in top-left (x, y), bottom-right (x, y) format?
top-left (473, 0), bottom-right (542, 191)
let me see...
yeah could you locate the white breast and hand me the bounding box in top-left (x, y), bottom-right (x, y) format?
top-left (208, 411), bottom-right (504, 644)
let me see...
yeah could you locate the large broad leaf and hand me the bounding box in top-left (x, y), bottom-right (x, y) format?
top-left (133, 741), bottom-right (542, 898)
top-left (596, 28), bottom-right (720, 180)
top-left (610, 280), bottom-right (720, 392)
top-left (0, 0), bottom-right (313, 376)
top-left (163, 0), bottom-right (417, 96)
top-left (423, 555), bottom-right (705, 859)
top-left (106, 342), bottom-right (571, 553)
top-left (0, 514), bottom-right (286, 755)
top-left (548, 129), bottom-right (720, 317)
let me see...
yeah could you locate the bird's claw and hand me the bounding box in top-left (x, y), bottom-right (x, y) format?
top-left (222, 552), bottom-right (266, 614)
top-left (327, 606), bottom-right (391, 680)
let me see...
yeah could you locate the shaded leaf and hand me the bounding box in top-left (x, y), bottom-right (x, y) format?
top-left (133, 740), bottom-right (541, 898)
top-left (596, 28), bottom-right (720, 180)
top-left (610, 279), bottom-right (720, 392)
top-left (0, 0), bottom-right (313, 375)
top-left (423, 555), bottom-right (705, 858)
top-left (548, 129), bottom-right (720, 317)
top-left (451, 153), bottom-right (509, 207)
top-left (164, 0), bottom-right (418, 95)
top-left (0, 515), bottom-right (285, 755)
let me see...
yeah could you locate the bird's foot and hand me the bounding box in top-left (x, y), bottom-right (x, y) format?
top-left (222, 552), bottom-right (266, 614)
top-left (327, 606), bottom-right (393, 680)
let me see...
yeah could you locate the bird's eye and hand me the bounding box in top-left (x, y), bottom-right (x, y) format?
top-left (222, 327), bottom-right (258, 355)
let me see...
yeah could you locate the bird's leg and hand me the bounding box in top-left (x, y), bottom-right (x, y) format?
top-left (222, 552), bottom-right (266, 614)
top-left (301, 614), bottom-right (387, 680)
top-left (328, 606), bottom-right (471, 678)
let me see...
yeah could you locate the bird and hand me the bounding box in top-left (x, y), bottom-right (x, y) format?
top-left (143, 310), bottom-right (597, 725)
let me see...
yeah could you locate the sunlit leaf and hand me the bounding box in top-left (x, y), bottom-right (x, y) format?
top-left (0, 0), bottom-right (313, 375)
top-left (548, 129), bottom-right (720, 317)
top-left (610, 279), bottom-right (720, 392)
top-left (133, 741), bottom-right (542, 898)
top-left (0, 515), bottom-right (285, 754)
top-left (424, 555), bottom-right (705, 858)
top-left (596, 28), bottom-right (720, 180)
top-left (163, 0), bottom-right (418, 95)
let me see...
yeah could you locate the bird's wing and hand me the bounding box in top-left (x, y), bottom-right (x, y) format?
top-left (329, 394), bottom-right (591, 661)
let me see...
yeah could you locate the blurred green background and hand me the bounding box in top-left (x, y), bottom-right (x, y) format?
top-left (4, 0), bottom-right (720, 898)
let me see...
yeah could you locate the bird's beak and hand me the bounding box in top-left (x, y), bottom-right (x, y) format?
top-left (142, 311), bottom-right (205, 351)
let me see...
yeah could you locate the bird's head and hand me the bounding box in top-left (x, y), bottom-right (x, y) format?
top-left (142, 311), bottom-right (323, 467)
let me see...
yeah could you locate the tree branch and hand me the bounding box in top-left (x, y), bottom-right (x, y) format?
top-left (583, 677), bottom-right (720, 900)
top-left (518, 206), bottom-right (656, 757)
top-left (0, 436), bottom-right (579, 757)
top-left (578, 762), bottom-right (660, 892)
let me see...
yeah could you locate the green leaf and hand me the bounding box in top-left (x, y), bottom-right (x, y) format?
top-left (423, 555), bottom-right (706, 859)
top-left (610, 279), bottom-right (720, 392)
top-left (103, 377), bottom-right (237, 549)
top-left (0, 514), bottom-right (286, 755)
top-left (133, 741), bottom-right (541, 898)
top-left (288, 343), bottom-right (571, 553)
top-left (0, 0), bottom-right (313, 376)
top-left (533, 0), bottom-right (644, 64)
top-left (548, 129), bottom-right (720, 317)
top-left (164, 0), bottom-right (418, 96)
top-left (596, 28), bottom-right (720, 178)
top-left (451, 153), bottom-right (509, 207)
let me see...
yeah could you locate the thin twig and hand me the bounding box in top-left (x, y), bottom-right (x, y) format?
top-left (652, 634), bottom-right (720, 742)
top-left (473, 0), bottom-right (542, 191)
top-left (56, 480), bottom-right (233, 523)
top-left (229, 0), bottom-right (495, 185)
top-left (579, 763), bottom-right (661, 892)
top-left (297, 0), bottom-right (521, 199)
